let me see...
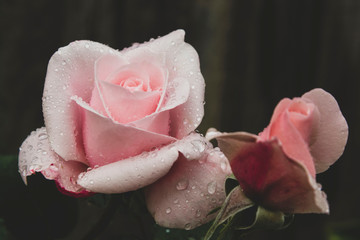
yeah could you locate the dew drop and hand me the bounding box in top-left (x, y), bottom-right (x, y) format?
top-left (38, 133), bottom-right (48, 140)
top-left (195, 209), bottom-right (201, 217)
top-left (85, 44), bottom-right (90, 48)
top-left (171, 41), bottom-right (175, 46)
top-left (166, 207), bottom-right (172, 214)
top-left (176, 179), bottom-right (189, 191)
top-left (173, 66), bottom-right (177, 71)
top-left (207, 181), bottom-right (217, 194)
top-left (89, 180), bottom-right (94, 185)
top-left (184, 223), bottom-right (192, 230)
top-left (173, 199), bottom-right (179, 204)
top-left (220, 161), bottom-right (228, 172)
top-left (191, 140), bottom-right (206, 153)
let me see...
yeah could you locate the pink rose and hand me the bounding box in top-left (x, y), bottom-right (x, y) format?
top-left (18, 30), bottom-right (231, 229)
top-left (209, 89), bottom-right (348, 213)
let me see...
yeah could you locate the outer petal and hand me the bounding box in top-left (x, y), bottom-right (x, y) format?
top-left (145, 146), bottom-right (232, 230)
top-left (43, 40), bottom-right (116, 163)
top-left (73, 96), bottom-right (175, 167)
top-left (18, 127), bottom-right (89, 194)
top-left (230, 138), bottom-right (328, 213)
top-left (77, 133), bottom-right (214, 194)
top-left (302, 88), bottom-right (349, 173)
top-left (123, 30), bottom-right (205, 138)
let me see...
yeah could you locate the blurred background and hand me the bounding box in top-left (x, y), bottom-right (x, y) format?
top-left (0, 0), bottom-right (359, 239)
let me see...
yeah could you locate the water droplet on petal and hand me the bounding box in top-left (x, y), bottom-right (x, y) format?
top-left (191, 140), bottom-right (206, 153)
top-left (207, 181), bottom-right (217, 194)
top-left (176, 179), bottom-right (189, 191)
top-left (166, 207), bottom-right (172, 214)
top-left (89, 180), bottom-right (94, 185)
top-left (220, 161), bottom-right (227, 171)
top-left (38, 133), bottom-right (48, 140)
top-left (184, 223), bottom-right (192, 230)
top-left (195, 209), bottom-right (201, 217)
top-left (173, 199), bottom-right (179, 204)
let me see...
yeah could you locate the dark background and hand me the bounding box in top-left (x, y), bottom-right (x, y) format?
top-left (0, 0), bottom-right (359, 239)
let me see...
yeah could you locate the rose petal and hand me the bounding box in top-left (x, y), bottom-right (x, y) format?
top-left (124, 30), bottom-right (205, 137)
top-left (265, 106), bottom-right (316, 177)
top-left (18, 127), bottom-right (88, 194)
top-left (206, 128), bottom-right (258, 161)
top-left (43, 40), bottom-right (116, 163)
top-left (95, 54), bottom-right (128, 83)
top-left (302, 88), bottom-right (349, 173)
top-left (145, 145), bottom-right (231, 229)
top-left (72, 96), bottom-right (175, 167)
top-left (130, 76), bottom-right (190, 134)
top-left (19, 127), bottom-right (58, 184)
top-left (130, 110), bottom-right (170, 135)
top-left (230, 137), bottom-right (329, 214)
top-left (93, 79), bottom-right (162, 123)
top-left (77, 133), bottom-right (214, 194)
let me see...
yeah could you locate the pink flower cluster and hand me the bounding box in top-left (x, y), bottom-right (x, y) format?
top-left (19, 30), bottom-right (348, 230)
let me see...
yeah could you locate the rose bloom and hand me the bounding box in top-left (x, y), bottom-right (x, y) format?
top-left (18, 30), bottom-right (231, 229)
top-left (208, 89), bottom-right (348, 213)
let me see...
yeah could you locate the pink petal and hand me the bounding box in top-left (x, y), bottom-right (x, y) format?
top-left (130, 110), bottom-right (170, 136)
top-left (145, 146), bottom-right (231, 229)
top-left (43, 40), bottom-right (116, 163)
top-left (73, 96), bottom-right (175, 167)
top-left (95, 54), bottom-right (128, 83)
top-left (302, 88), bottom-right (349, 173)
top-left (206, 128), bottom-right (259, 161)
top-left (125, 30), bottom-right (205, 138)
top-left (129, 76), bottom-right (190, 135)
top-left (77, 133), bottom-right (214, 194)
top-left (19, 127), bottom-right (59, 184)
top-left (18, 127), bottom-right (89, 194)
top-left (229, 137), bottom-right (329, 214)
top-left (266, 107), bottom-right (316, 177)
top-left (92, 79), bottom-right (162, 123)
